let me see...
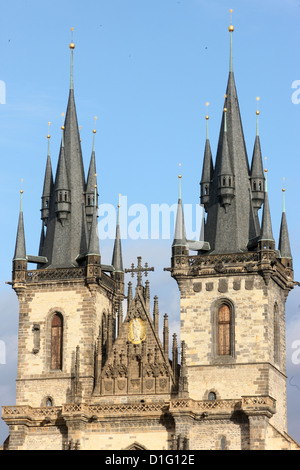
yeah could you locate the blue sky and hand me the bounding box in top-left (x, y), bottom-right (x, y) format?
top-left (0, 0), bottom-right (300, 446)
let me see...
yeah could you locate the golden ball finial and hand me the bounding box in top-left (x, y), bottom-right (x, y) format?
top-left (256, 110), bottom-right (260, 116)
top-left (229, 9), bottom-right (234, 31)
top-left (223, 107), bottom-right (227, 113)
top-left (69, 27), bottom-right (75, 49)
top-left (205, 102), bottom-right (210, 120)
top-left (93, 129), bottom-right (96, 134)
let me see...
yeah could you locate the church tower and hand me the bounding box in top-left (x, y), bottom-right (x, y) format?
top-left (171, 16), bottom-right (298, 450)
top-left (2, 19), bottom-right (299, 451)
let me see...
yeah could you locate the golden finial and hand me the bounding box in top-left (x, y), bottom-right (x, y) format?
top-left (229, 9), bottom-right (234, 32)
top-left (205, 102), bottom-right (210, 120)
top-left (264, 157), bottom-right (268, 173)
top-left (118, 193), bottom-right (121, 208)
top-left (178, 163), bottom-right (182, 179)
top-left (93, 116), bottom-right (97, 134)
top-left (61, 113), bottom-right (65, 130)
top-left (256, 96), bottom-right (260, 115)
top-left (20, 179), bottom-right (24, 195)
top-left (47, 122), bottom-right (51, 139)
top-left (69, 27), bottom-right (75, 49)
top-left (282, 177), bottom-right (286, 192)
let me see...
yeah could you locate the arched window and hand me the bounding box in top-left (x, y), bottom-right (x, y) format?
top-left (220, 436), bottom-right (226, 450)
top-left (101, 313), bottom-right (108, 364)
top-left (218, 304), bottom-right (231, 355)
top-left (46, 397), bottom-right (53, 407)
top-left (208, 391), bottom-right (216, 401)
top-left (51, 313), bottom-right (63, 370)
top-left (253, 181), bottom-right (257, 191)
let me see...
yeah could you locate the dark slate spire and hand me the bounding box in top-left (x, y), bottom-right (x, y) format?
top-left (217, 107), bottom-right (235, 212)
top-left (279, 188), bottom-right (292, 259)
top-left (260, 170), bottom-right (274, 242)
top-left (87, 197), bottom-right (100, 256)
top-left (250, 103), bottom-right (265, 227)
top-left (41, 128), bottom-right (54, 225)
top-left (41, 35), bottom-right (88, 267)
top-left (112, 200), bottom-right (123, 272)
top-left (13, 184), bottom-right (26, 261)
top-left (200, 113), bottom-right (213, 209)
top-left (173, 174), bottom-right (188, 248)
top-left (202, 20), bottom-right (255, 254)
top-left (85, 124), bottom-right (98, 229)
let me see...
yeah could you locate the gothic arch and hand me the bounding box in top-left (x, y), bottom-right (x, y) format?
top-left (47, 308), bottom-right (65, 371)
top-left (211, 298), bottom-right (235, 361)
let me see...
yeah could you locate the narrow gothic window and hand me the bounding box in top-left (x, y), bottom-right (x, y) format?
top-left (208, 391), bottom-right (216, 401)
top-left (46, 398), bottom-right (53, 407)
top-left (253, 181), bottom-right (257, 191)
top-left (51, 313), bottom-right (63, 370)
top-left (218, 304), bottom-right (231, 355)
top-left (205, 185), bottom-right (208, 195)
top-left (220, 436), bottom-right (226, 450)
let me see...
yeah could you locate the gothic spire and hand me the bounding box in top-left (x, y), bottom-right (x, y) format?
top-left (86, 121), bottom-right (98, 229)
top-left (41, 124), bottom-right (54, 225)
top-left (200, 109), bottom-right (213, 209)
top-left (201, 14), bottom-right (255, 254)
top-left (279, 186), bottom-right (292, 259)
top-left (112, 196), bottom-right (123, 272)
top-left (13, 181), bottom-right (26, 261)
top-left (87, 180), bottom-right (100, 256)
top-left (260, 169), bottom-right (274, 242)
top-left (41, 31), bottom-right (88, 267)
top-left (173, 171), bottom-right (188, 248)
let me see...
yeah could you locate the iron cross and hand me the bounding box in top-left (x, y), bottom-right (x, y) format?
top-left (125, 256), bottom-right (154, 286)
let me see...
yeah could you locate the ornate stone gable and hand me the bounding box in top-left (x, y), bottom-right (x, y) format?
top-left (97, 285), bottom-right (175, 397)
